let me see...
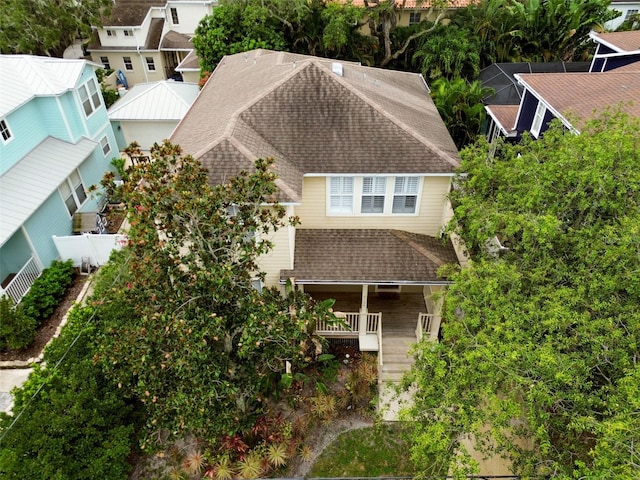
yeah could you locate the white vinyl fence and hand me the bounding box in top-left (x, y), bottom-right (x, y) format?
top-left (52, 234), bottom-right (128, 267)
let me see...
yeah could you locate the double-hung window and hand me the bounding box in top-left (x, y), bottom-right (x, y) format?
top-left (100, 56), bottom-right (111, 69)
top-left (361, 177), bottom-right (386, 213)
top-left (392, 177), bottom-right (419, 214)
top-left (123, 56), bottom-right (133, 71)
top-left (78, 79), bottom-right (101, 117)
top-left (329, 177), bottom-right (354, 214)
top-left (123, 29), bottom-right (134, 37)
top-left (0, 119), bottom-right (12, 143)
top-left (60, 170), bottom-right (88, 215)
top-left (100, 136), bottom-right (111, 156)
top-left (409, 12), bottom-right (421, 25)
top-left (145, 57), bottom-right (156, 71)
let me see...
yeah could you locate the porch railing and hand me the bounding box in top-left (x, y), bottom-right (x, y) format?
top-left (315, 312), bottom-right (381, 336)
top-left (316, 312), bottom-right (359, 335)
top-left (416, 313), bottom-right (437, 342)
top-left (1, 256), bottom-right (41, 304)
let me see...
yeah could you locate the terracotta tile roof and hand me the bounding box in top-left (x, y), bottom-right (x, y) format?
top-left (592, 31), bottom-right (640, 53)
top-left (280, 229), bottom-right (458, 284)
top-left (144, 18), bottom-right (164, 50)
top-left (161, 31), bottom-right (193, 50)
top-left (518, 72), bottom-right (640, 131)
top-left (347, 0), bottom-right (475, 8)
top-left (171, 49), bottom-right (459, 199)
top-left (485, 104), bottom-right (518, 133)
top-left (103, 0), bottom-right (164, 27)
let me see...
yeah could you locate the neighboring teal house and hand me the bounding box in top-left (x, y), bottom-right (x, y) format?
top-left (0, 55), bottom-right (118, 303)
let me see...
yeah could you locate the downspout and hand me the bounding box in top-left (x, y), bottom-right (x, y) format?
top-left (137, 45), bottom-right (149, 83)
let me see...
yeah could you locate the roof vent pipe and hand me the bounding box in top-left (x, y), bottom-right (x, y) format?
top-left (332, 62), bottom-right (343, 77)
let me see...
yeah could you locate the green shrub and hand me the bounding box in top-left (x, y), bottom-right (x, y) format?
top-left (0, 296), bottom-right (37, 350)
top-left (20, 259), bottom-right (74, 326)
top-left (0, 305), bottom-right (138, 479)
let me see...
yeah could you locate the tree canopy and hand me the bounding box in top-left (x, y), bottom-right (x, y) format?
top-left (403, 111), bottom-right (640, 478)
top-left (0, 0), bottom-right (112, 57)
top-left (94, 142), bottom-right (335, 447)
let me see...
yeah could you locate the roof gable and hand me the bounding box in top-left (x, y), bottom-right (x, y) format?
top-left (0, 55), bottom-right (90, 117)
top-left (108, 81), bottom-right (200, 120)
top-left (518, 72), bottom-right (640, 131)
top-left (591, 30), bottom-right (640, 53)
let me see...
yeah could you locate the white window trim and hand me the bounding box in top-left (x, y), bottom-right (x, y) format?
top-left (100, 56), bottom-right (111, 70)
top-left (409, 12), bottom-right (422, 25)
top-left (328, 176), bottom-right (354, 214)
top-left (59, 169), bottom-right (88, 217)
top-left (123, 56), bottom-right (134, 71)
top-left (123, 29), bottom-right (134, 37)
top-left (100, 135), bottom-right (111, 156)
top-left (0, 118), bottom-right (13, 144)
top-left (106, 29), bottom-right (115, 37)
top-left (530, 101), bottom-right (546, 138)
top-left (392, 176), bottom-right (420, 214)
top-left (625, 9), bottom-right (638, 20)
top-left (170, 7), bottom-right (179, 24)
top-left (327, 176), bottom-right (422, 216)
top-left (78, 78), bottom-right (102, 118)
top-left (145, 56), bottom-right (156, 72)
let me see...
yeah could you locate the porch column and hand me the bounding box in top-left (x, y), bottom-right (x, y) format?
top-left (426, 285), bottom-right (444, 342)
top-left (359, 284), bottom-right (369, 336)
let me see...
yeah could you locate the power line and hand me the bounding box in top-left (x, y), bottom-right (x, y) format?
top-left (0, 251), bottom-right (133, 445)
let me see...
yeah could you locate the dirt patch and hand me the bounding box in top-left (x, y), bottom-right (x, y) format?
top-left (104, 207), bottom-right (126, 234)
top-left (0, 274), bottom-right (88, 362)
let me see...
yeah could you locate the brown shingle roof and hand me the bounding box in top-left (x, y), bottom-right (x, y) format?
top-left (518, 72), bottom-right (640, 131)
top-left (486, 104), bottom-right (519, 133)
top-left (280, 229), bottom-right (458, 284)
top-left (144, 18), bottom-right (164, 50)
top-left (104, 0), bottom-right (164, 27)
top-left (177, 49), bottom-right (200, 70)
top-left (171, 49), bottom-right (459, 199)
top-left (593, 31), bottom-right (640, 53)
top-left (161, 31), bottom-right (193, 50)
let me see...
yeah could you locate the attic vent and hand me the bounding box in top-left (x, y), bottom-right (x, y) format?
top-left (331, 62), bottom-right (343, 77)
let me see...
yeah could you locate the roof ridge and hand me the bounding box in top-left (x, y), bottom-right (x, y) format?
top-left (311, 61), bottom-right (459, 168)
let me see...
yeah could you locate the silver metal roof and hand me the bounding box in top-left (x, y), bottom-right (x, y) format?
top-left (0, 137), bottom-right (97, 246)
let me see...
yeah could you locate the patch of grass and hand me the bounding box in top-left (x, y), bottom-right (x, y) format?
top-left (308, 423), bottom-right (416, 477)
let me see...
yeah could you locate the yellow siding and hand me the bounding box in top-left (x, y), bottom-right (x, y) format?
top-left (258, 222), bottom-right (294, 287)
top-left (294, 176), bottom-right (452, 236)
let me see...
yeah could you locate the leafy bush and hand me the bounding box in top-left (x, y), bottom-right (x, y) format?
top-left (0, 296), bottom-right (37, 350)
top-left (0, 305), bottom-right (137, 479)
top-left (20, 259), bottom-right (74, 326)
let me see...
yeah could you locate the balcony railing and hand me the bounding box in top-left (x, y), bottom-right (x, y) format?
top-left (1, 256), bottom-right (41, 304)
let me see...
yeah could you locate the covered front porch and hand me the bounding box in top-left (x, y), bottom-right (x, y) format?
top-left (306, 285), bottom-right (443, 356)
top-left (280, 228), bottom-right (460, 357)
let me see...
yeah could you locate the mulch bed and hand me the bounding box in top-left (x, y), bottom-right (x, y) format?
top-left (0, 274), bottom-right (88, 362)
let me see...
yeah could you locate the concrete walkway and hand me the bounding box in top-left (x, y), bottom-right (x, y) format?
top-left (0, 368), bottom-right (32, 414)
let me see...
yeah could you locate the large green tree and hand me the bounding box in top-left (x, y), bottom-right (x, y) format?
top-left (402, 112), bottom-right (640, 478)
top-left (0, 0), bottom-right (111, 57)
top-left (461, 0), bottom-right (616, 66)
top-left (95, 142), bottom-right (335, 447)
top-left (193, 0), bottom-right (369, 72)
